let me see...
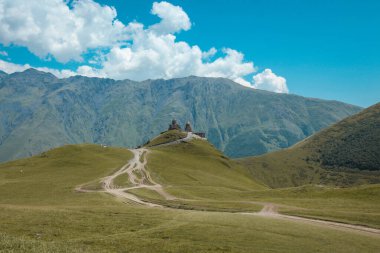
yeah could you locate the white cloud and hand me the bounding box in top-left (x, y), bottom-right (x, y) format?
top-left (85, 35), bottom-right (255, 81)
top-left (0, 0), bottom-right (127, 63)
top-left (149, 1), bottom-right (191, 34)
top-left (95, 2), bottom-right (256, 81)
top-left (0, 59), bottom-right (30, 73)
top-left (252, 69), bottom-right (289, 93)
top-left (0, 1), bottom-right (289, 93)
top-left (36, 66), bottom-right (77, 78)
top-left (202, 47), bottom-right (217, 60)
top-left (198, 48), bottom-right (255, 80)
top-left (77, 65), bottom-right (105, 78)
top-left (71, 1), bottom-right (256, 82)
top-left (0, 59), bottom-right (75, 78)
top-left (234, 77), bottom-right (252, 88)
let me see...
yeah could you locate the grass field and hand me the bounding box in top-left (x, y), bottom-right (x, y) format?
top-left (114, 173), bottom-right (133, 188)
top-left (0, 143), bottom-right (379, 252)
top-left (2, 204), bottom-right (380, 253)
top-left (129, 183), bottom-right (380, 228)
top-left (241, 184), bottom-right (380, 229)
top-left (145, 139), bottom-right (380, 229)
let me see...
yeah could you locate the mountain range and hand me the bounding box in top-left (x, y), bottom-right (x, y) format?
top-left (0, 68), bottom-right (361, 162)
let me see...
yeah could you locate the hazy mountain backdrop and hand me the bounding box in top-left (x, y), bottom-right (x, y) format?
top-left (0, 69), bottom-right (361, 162)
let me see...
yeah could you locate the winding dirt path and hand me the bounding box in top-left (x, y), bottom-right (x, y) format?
top-left (77, 133), bottom-right (380, 237)
top-left (99, 148), bottom-right (176, 207)
top-left (242, 203), bottom-right (380, 236)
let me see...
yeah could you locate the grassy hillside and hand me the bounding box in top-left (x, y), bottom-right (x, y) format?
top-left (139, 137), bottom-right (380, 228)
top-left (143, 138), bottom-right (266, 211)
top-left (238, 103), bottom-right (380, 188)
top-left (144, 130), bottom-right (187, 147)
top-left (0, 144), bottom-right (133, 205)
top-left (303, 102), bottom-right (380, 170)
top-left (148, 138), bottom-right (267, 197)
top-left (0, 143), bottom-right (379, 252)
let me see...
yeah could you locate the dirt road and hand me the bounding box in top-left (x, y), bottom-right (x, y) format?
top-left (242, 203), bottom-right (380, 237)
top-left (99, 148), bottom-right (176, 207)
top-left (77, 134), bottom-right (380, 237)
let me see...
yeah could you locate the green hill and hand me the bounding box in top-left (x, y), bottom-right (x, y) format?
top-left (237, 103), bottom-right (380, 188)
top-left (0, 144), bottom-right (133, 206)
top-left (144, 130), bottom-right (187, 147)
top-left (142, 135), bottom-right (266, 211)
top-left (302, 102), bottom-right (380, 171)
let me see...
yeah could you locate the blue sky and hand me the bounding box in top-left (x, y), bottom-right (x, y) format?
top-left (0, 0), bottom-right (379, 107)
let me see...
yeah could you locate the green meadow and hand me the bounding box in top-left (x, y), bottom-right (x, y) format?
top-left (145, 139), bottom-right (380, 228)
top-left (0, 142), bottom-right (379, 252)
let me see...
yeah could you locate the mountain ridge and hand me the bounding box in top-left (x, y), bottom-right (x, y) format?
top-left (0, 68), bottom-right (362, 162)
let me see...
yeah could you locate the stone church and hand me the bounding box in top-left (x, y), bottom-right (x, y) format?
top-left (168, 119), bottom-right (205, 138)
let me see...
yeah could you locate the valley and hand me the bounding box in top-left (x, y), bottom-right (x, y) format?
top-left (1, 128), bottom-right (379, 252)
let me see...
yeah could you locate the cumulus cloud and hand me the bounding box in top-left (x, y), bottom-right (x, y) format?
top-left (202, 47), bottom-right (217, 60)
top-left (0, 0), bottom-right (126, 62)
top-left (98, 34), bottom-right (205, 80)
top-left (94, 38), bottom-right (255, 81)
top-left (198, 48), bottom-right (254, 79)
top-left (234, 77), bottom-right (252, 88)
top-left (76, 65), bottom-right (105, 78)
top-left (0, 60), bottom-right (29, 73)
top-left (0, 1), bottom-right (289, 93)
top-left (149, 1), bottom-right (191, 34)
top-left (252, 69), bottom-right (289, 93)
top-left (68, 2), bottom-right (255, 82)
top-left (0, 59), bottom-right (76, 78)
